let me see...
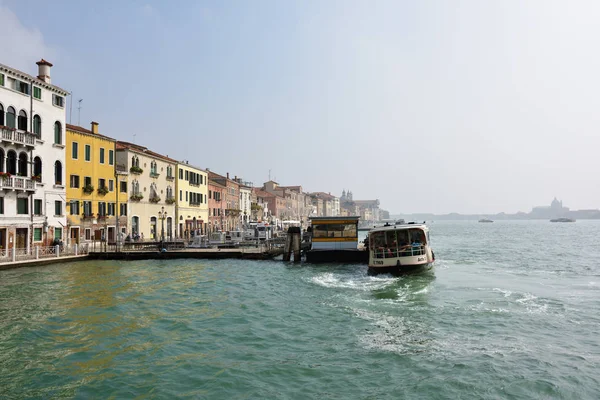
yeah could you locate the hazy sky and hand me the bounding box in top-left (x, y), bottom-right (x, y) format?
top-left (2, 0), bottom-right (599, 214)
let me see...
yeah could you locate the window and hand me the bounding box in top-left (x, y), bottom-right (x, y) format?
top-left (17, 198), bottom-right (28, 214)
top-left (179, 169), bottom-right (183, 179)
top-left (180, 190), bottom-right (182, 201)
top-left (15, 80), bottom-right (29, 95)
top-left (34, 228), bottom-right (42, 241)
top-left (85, 145), bottom-right (91, 161)
top-left (0, 73), bottom-right (4, 86)
top-left (85, 229), bottom-right (91, 240)
top-left (34, 199), bottom-right (42, 215)
top-left (186, 191), bottom-right (188, 201)
top-left (33, 87), bottom-right (42, 99)
top-left (33, 115), bottom-right (41, 136)
top-left (54, 200), bottom-right (62, 216)
top-left (70, 175), bottom-right (80, 188)
top-left (120, 181), bottom-right (127, 193)
top-left (83, 201), bottom-right (92, 216)
top-left (84, 176), bottom-right (92, 187)
top-left (6, 107), bottom-right (15, 128)
top-left (185, 170), bottom-right (189, 180)
top-left (120, 204), bottom-right (127, 216)
top-left (98, 178), bottom-right (106, 189)
top-left (70, 201), bottom-right (80, 215)
top-left (54, 161), bottom-right (62, 185)
top-left (109, 150), bottom-right (114, 165)
top-left (54, 227), bottom-right (62, 240)
top-left (0, 104), bottom-right (4, 126)
top-left (72, 142), bottom-right (78, 159)
top-left (209, 190), bottom-right (212, 199)
top-left (109, 180), bottom-right (114, 192)
top-left (108, 203), bottom-right (115, 216)
top-left (0, 197), bottom-right (3, 214)
top-left (99, 148), bottom-right (105, 164)
top-left (98, 202), bottom-right (106, 217)
top-left (18, 110), bottom-right (27, 131)
top-left (54, 121), bottom-right (62, 144)
top-left (53, 94), bottom-right (64, 107)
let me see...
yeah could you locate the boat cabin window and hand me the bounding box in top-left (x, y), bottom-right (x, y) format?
top-left (312, 223), bottom-right (357, 239)
top-left (370, 228), bottom-right (427, 259)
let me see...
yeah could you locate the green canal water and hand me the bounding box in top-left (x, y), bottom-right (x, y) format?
top-left (1, 221), bottom-right (599, 399)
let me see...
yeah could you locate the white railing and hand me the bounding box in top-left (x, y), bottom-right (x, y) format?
top-left (1, 127), bottom-right (36, 146)
top-left (0, 176), bottom-right (36, 191)
top-left (373, 245), bottom-right (426, 259)
top-left (0, 244), bottom-right (90, 264)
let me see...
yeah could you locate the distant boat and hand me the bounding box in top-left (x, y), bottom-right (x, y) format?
top-left (478, 218), bottom-right (493, 223)
top-left (550, 218), bottom-right (575, 222)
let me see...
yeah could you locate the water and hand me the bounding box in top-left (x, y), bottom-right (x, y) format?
top-left (1, 220), bottom-right (599, 399)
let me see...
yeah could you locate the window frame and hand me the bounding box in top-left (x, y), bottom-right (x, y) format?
top-left (72, 142), bottom-right (78, 159)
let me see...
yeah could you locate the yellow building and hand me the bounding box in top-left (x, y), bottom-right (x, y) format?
top-left (66, 122), bottom-right (126, 244)
top-left (176, 162), bottom-right (209, 238)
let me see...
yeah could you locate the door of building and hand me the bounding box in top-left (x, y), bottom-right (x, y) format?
top-left (15, 228), bottom-right (27, 249)
top-left (70, 227), bottom-right (80, 245)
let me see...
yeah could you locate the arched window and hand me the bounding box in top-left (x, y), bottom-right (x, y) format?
top-left (54, 121), bottom-right (62, 144)
top-left (6, 150), bottom-right (17, 175)
top-left (54, 160), bottom-right (62, 185)
top-left (33, 115), bottom-right (41, 137)
top-left (18, 152), bottom-right (28, 177)
top-left (131, 156), bottom-right (136, 168)
top-left (18, 110), bottom-right (27, 131)
top-left (135, 157), bottom-right (139, 168)
top-left (33, 157), bottom-right (42, 179)
top-left (6, 107), bottom-right (16, 129)
top-left (0, 104), bottom-right (4, 126)
top-left (150, 217), bottom-right (157, 239)
top-left (0, 149), bottom-right (4, 173)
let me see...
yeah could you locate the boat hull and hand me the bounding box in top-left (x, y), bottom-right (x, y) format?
top-left (305, 249), bottom-right (369, 264)
top-left (368, 262), bottom-right (433, 275)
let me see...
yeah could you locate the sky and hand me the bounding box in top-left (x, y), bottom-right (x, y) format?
top-left (2, 0), bottom-right (600, 214)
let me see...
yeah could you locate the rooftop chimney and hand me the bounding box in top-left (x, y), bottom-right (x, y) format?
top-left (36, 59), bottom-right (53, 84)
top-left (91, 121), bottom-right (99, 134)
top-left (227, 172), bottom-right (230, 179)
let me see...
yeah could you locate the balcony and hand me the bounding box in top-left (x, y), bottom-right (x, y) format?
top-left (166, 175), bottom-right (175, 181)
top-left (1, 127), bottom-right (36, 148)
top-left (165, 197), bottom-right (176, 205)
top-left (130, 192), bottom-right (143, 201)
top-left (225, 208), bottom-right (241, 217)
top-left (0, 176), bottom-right (36, 192)
top-left (149, 171), bottom-right (160, 178)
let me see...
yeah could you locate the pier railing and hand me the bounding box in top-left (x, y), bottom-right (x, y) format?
top-left (0, 244), bottom-right (90, 264)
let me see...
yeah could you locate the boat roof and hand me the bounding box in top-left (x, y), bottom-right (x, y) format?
top-left (370, 223), bottom-right (428, 233)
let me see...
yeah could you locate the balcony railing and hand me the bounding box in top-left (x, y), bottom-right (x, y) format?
top-left (0, 176), bottom-right (36, 191)
top-left (1, 127), bottom-right (36, 147)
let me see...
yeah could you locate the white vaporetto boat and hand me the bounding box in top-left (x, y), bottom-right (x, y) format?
top-left (368, 223), bottom-right (435, 275)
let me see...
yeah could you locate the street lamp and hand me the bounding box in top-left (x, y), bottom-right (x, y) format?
top-left (158, 206), bottom-right (167, 244)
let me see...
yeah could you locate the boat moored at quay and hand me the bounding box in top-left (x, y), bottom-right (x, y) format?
top-left (368, 223), bottom-right (434, 275)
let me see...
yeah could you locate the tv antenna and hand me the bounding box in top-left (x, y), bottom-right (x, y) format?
top-left (77, 99), bottom-right (83, 126)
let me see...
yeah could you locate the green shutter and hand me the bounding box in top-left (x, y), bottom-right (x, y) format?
top-left (34, 228), bottom-right (42, 241)
top-left (33, 87), bottom-right (41, 99)
top-left (85, 145), bottom-right (91, 161)
top-left (0, 74), bottom-right (4, 86)
top-left (54, 227), bottom-right (62, 240)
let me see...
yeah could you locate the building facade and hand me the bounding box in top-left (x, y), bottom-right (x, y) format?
top-left (208, 171), bottom-right (240, 231)
top-left (175, 161), bottom-right (208, 239)
top-left (208, 180), bottom-right (225, 233)
top-left (116, 142), bottom-right (176, 241)
top-left (66, 122), bottom-right (126, 244)
top-left (0, 59), bottom-right (68, 252)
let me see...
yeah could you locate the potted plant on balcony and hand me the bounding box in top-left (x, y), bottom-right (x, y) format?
top-left (130, 193), bottom-right (143, 201)
top-left (0, 172), bottom-right (12, 178)
top-left (83, 184), bottom-right (94, 194)
top-left (130, 166), bottom-right (143, 174)
top-left (97, 213), bottom-right (107, 221)
top-left (165, 197), bottom-right (176, 205)
top-left (82, 212), bottom-right (93, 220)
top-left (32, 174), bottom-right (41, 182)
top-left (97, 186), bottom-right (109, 196)
top-left (149, 196), bottom-right (161, 203)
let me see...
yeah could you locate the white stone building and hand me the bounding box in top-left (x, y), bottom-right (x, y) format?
top-left (239, 184), bottom-right (252, 227)
top-left (0, 59), bottom-right (68, 253)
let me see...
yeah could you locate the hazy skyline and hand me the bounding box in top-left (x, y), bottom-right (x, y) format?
top-left (2, 0), bottom-right (599, 214)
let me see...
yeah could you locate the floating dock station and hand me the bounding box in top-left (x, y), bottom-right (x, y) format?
top-left (304, 216), bottom-right (369, 263)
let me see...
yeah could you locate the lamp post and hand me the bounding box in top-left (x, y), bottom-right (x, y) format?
top-left (158, 206), bottom-right (166, 247)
